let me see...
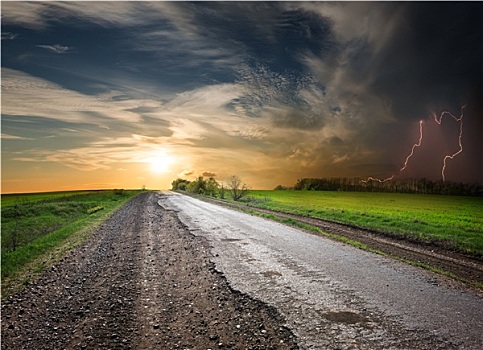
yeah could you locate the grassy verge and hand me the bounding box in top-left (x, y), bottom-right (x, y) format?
top-left (1, 190), bottom-right (143, 298)
top-left (243, 191), bottom-right (483, 258)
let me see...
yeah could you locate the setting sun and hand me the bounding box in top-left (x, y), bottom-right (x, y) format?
top-left (148, 155), bottom-right (174, 174)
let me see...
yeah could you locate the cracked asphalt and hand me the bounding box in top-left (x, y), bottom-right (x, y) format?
top-left (160, 191), bottom-right (483, 349)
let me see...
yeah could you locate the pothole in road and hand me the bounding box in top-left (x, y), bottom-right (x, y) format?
top-left (221, 238), bottom-right (243, 242)
top-left (322, 310), bottom-right (368, 324)
top-left (261, 270), bottom-right (283, 278)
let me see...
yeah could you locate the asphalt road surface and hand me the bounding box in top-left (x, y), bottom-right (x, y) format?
top-left (159, 191), bottom-right (483, 349)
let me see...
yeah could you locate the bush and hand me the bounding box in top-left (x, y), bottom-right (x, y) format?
top-left (172, 178), bottom-right (190, 191)
top-left (227, 175), bottom-right (249, 201)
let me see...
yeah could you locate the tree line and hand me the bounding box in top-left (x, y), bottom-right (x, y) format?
top-left (275, 177), bottom-right (482, 196)
top-left (171, 175), bottom-right (250, 201)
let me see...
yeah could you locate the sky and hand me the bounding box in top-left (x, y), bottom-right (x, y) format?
top-left (1, 1), bottom-right (482, 193)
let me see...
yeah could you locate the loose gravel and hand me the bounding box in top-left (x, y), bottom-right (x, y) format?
top-left (1, 192), bottom-right (298, 349)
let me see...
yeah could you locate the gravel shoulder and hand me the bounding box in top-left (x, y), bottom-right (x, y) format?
top-left (1, 192), bottom-right (298, 349)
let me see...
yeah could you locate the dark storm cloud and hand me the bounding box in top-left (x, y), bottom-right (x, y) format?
top-left (369, 2), bottom-right (482, 120)
top-left (230, 62), bottom-right (329, 129)
top-left (190, 2), bottom-right (334, 73)
top-left (161, 2), bottom-right (336, 130)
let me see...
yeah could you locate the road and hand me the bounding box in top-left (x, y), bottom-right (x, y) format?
top-left (1, 192), bottom-right (297, 349)
top-left (160, 191), bottom-right (483, 349)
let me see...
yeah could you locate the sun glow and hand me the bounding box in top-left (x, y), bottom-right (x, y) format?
top-left (146, 152), bottom-right (175, 174)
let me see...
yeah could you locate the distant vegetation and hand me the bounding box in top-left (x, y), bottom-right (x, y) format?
top-left (247, 190), bottom-right (483, 258)
top-left (275, 177), bottom-right (482, 196)
top-left (172, 175), bottom-right (249, 201)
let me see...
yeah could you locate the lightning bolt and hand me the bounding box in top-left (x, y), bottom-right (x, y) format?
top-left (361, 120), bottom-right (424, 183)
top-left (361, 105), bottom-right (465, 183)
top-left (360, 175), bottom-right (394, 184)
top-left (433, 104), bottom-right (466, 182)
top-left (399, 120), bottom-right (424, 172)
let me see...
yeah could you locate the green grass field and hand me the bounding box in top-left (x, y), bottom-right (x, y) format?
top-left (246, 191), bottom-right (483, 257)
top-left (1, 190), bottom-right (142, 287)
top-left (1, 190), bottom-right (100, 206)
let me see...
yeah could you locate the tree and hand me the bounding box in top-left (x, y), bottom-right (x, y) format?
top-left (205, 177), bottom-right (220, 197)
top-left (186, 176), bottom-right (206, 194)
top-left (226, 175), bottom-right (249, 201)
top-left (219, 184), bottom-right (226, 199)
top-left (171, 178), bottom-right (190, 191)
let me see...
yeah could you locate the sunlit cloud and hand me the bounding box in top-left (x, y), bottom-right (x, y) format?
top-left (1, 133), bottom-right (30, 140)
top-left (0, 1), bottom-right (50, 29)
top-left (1, 68), bottom-right (159, 126)
top-left (177, 170), bottom-right (195, 178)
top-left (166, 84), bottom-right (242, 113)
top-left (1, 1), bottom-right (143, 29)
top-left (168, 119), bottom-right (206, 144)
top-left (12, 134), bottom-right (178, 172)
top-left (202, 172), bottom-right (217, 178)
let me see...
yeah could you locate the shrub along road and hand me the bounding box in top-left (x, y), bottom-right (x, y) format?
top-left (2, 191), bottom-right (482, 349)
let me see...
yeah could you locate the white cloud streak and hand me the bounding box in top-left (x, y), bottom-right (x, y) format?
top-left (1, 32), bottom-right (18, 40)
top-left (1, 133), bottom-right (30, 140)
top-left (37, 44), bottom-right (73, 54)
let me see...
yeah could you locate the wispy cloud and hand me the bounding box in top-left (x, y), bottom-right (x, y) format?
top-left (1, 32), bottom-right (18, 40)
top-left (177, 170), bottom-right (194, 178)
top-left (1, 1), bottom-right (50, 29)
top-left (37, 44), bottom-right (73, 54)
top-left (1, 1), bottom-right (143, 29)
top-left (1, 68), bottom-right (160, 126)
top-left (12, 134), bottom-right (174, 171)
top-left (1, 133), bottom-right (30, 140)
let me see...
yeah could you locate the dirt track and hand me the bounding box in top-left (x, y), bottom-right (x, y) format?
top-left (1, 192), bottom-right (298, 349)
